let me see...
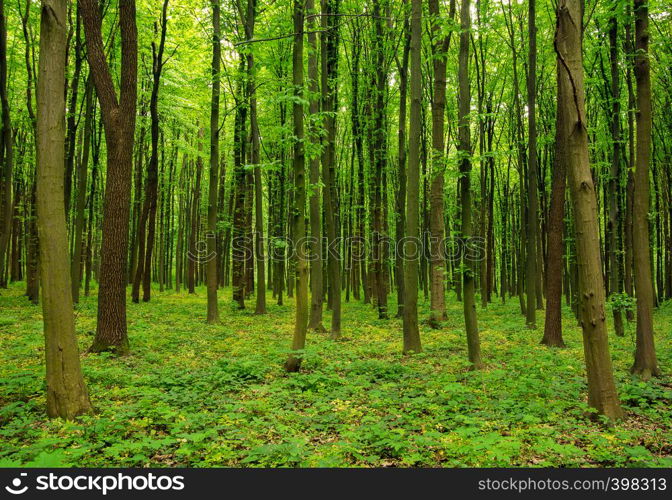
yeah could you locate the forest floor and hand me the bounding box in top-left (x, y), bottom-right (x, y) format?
top-left (1, 283), bottom-right (671, 467)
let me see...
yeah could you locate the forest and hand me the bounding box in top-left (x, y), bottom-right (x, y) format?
top-left (0, 0), bottom-right (671, 468)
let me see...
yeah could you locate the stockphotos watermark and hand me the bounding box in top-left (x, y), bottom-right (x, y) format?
top-left (187, 231), bottom-right (486, 265)
top-left (3, 472), bottom-right (184, 496)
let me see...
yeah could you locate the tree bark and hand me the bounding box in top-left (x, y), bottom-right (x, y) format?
top-left (631, 0), bottom-right (660, 379)
top-left (607, 11), bottom-right (624, 337)
top-left (394, 8), bottom-right (409, 319)
top-left (306, 0), bottom-right (325, 330)
top-left (81, 0), bottom-right (138, 355)
top-left (245, 0), bottom-right (266, 315)
top-left (370, 0), bottom-right (389, 320)
top-left (207, 0), bottom-right (221, 323)
top-left (402, 0), bottom-right (422, 355)
top-left (526, 0), bottom-right (539, 328)
top-left (458, 0), bottom-right (482, 369)
top-left (286, 0), bottom-right (309, 372)
top-left (36, 0), bottom-right (92, 419)
top-left (541, 85), bottom-right (567, 348)
top-left (70, 78), bottom-right (93, 303)
top-left (0, 0), bottom-right (13, 288)
top-left (320, 0), bottom-right (341, 337)
top-left (427, 0), bottom-right (453, 326)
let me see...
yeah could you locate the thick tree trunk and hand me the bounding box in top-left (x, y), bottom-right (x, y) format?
top-left (555, 0), bottom-right (623, 419)
top-left (36, 0), bottom-right (92, 419)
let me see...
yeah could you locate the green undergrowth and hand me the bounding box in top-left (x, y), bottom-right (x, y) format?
top-left (1, 283), bottom-right (670, 467)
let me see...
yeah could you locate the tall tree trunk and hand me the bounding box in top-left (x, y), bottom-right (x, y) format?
top-left (85, 119), bottom-right (101, 297)
top-left (631, 0), bottom-right (659, 379)
top-left (394, 8), bottom-right (409, 319)
top-left (307, 0), bottom-right (325, 330)
top-left (139, 0), bottom-right (169, 303)
top-left (232, 57), bottom-right (247, 308)
top-left (188, 131), bottom-right (204, 294)
top-left (36, 0), bottom-right (92, 419)
top-left (70, 78), bottom-right (93, 303)
top-left (320, 0), bottom-right (341, 337)
top-left (541, 84), bottom-right (567, 348)
top-left (525, 0), bottom-right (539, 328)
top-left (206, 0), bottom-right (221, 322)
top-left (427, 0), bottom-right (453, 326)
top-left (81, 0), bottom-right (138, 355)
top-left (402, 0), bottom-right (422, 355)
top-left (607, 11), bottom-right (624, 337)
top-left (245, 0), bottom-right (266, 315)
top-left (0, 0), bottom-right (13, 288)
top-left (371, 0), bottom-right (389, 320)
top-left (624, 10), bottom-right (635, 322)
top-left (458, 0), bottom-right (482, 369)
top-left (19, 0), bottom-right (39, 303)
top-left (555, 0), bottom-right (623, 419)
top-left (286, 0), bottom-right (309, 372)
top-left (64, 8), bottom-right (83, 216)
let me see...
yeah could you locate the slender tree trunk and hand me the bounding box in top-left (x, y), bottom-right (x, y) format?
top-left (525, 0), bottom-right (539, 328)
top-left (370, 0), bottom-right (389, 320)
top-left (85, 120), bottom-right (101, 297)
top-left (64, 8), bottom-right (83, 216)
top-left (394, 9), bottom-right (409, 319)
top-left (0, 0), bottom-right (13, 288)
top-left (458, 0), bottom-right (482, 369)
top-left (70, 78), bottom-right (93, 303)
top-left (631, 0), bottom-right (660, 379)
top-left (320, 0), bottom-right (341, 337)
top-left (607, 12), bottom-right (625, 337)
top-left (188, 131), bottom-right (204, 294)
top-left (624, 11), bottom-right (635, 322)
top-left (206, 0), bottom-right (221, 322)
top-left (541, 87), bottom-right (567, 347)
top-left (81, 0), bottom-right (138, 355)
top-left (232, 57), bottom-right (247, 308)
top-left (139, 0), bottom-right (169, 303)
top-left (245, 0), bottom-right (266, 315)
top-left (306, 0), bottom-right (325, 330)
top-left (402, 0), bottom-right (422, 355)
top-left (427, 0), bottom-right (453, 326)
top-left (36, 0), bottom-right (92, 419)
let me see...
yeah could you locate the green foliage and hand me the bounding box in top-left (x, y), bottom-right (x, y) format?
top-left (1, 284), bottom-right (671, 468)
